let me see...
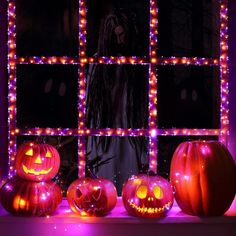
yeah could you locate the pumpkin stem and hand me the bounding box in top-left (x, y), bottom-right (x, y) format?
top-left (35, 136), bottom-right (44, 144)
top-left (148, 170), bottom-right (156, 176)
top-left (138, 163), bottom-right (149, 174)
top-left (87, 168), bottom-right (98, 179)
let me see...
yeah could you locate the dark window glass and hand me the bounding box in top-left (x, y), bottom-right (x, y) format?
top-left (157, 66), bottom-right (220, 129)
top-left (16, 0), bottom-right (79, 56)
top-left (16, 65), bottom-right (78, 128)
top-left (86, 0), bottom-right (149, 57)
top-left (158, 0), bottom-right (220, 57)
top-left (86, 65), bottom-right (149, 129)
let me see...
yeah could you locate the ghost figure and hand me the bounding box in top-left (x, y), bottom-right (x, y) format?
top-left (44, 78), bottom-right (66, 97)
top-left (86, 7), bottom-right (149, 195)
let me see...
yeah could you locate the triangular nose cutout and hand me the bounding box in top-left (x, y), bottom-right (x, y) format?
top-left (92, 188), bottom-right (102, 201)
top-left (35, 156), bottom-right (42, 164)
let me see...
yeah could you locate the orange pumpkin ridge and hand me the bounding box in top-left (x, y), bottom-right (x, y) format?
top-left (170, 141), bottom-right (236, 216)
top-left (0, 176), bottom-right (62, 216)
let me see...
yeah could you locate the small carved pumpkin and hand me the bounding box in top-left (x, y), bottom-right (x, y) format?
top-left (170, 141), bottom-right (236, 216)
top-left (67, 177), bottom-right (117, 216)
top-left (15, 142), bottom-right (60, 181)
top-left (0, 176), bottom-right (62, 216)
top-left (122, 174), bottom-right (174, 218)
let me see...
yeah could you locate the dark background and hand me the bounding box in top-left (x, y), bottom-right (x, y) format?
top-left (157, 65), bottom-right (220, 129)
top-left (16, 65), bottom-right (78, 128)
top-left (16, 0), bottom-right (79, 56)
top-left (158, 0), bottom-right (220, 57)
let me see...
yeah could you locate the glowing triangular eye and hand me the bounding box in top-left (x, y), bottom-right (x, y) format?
top-left (76, 188), bottom-right (83, 198)
top-left (45, 151), bottom-right (52, 158)
top-left (136, 185), bottom-right (148, 199)
top-left (153, 186), bottom-right (163, 199)
top-left (25, 149), bottom-right (33, 156)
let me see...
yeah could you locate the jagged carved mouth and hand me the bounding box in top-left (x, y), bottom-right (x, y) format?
top-left (23, 165), bottom-right (52, 175)
top-left (128, 200), bottom-right (172, 214)
top-left (73, 200), bottom-right (106, 215)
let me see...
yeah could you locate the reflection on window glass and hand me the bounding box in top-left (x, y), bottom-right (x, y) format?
top-left (17, 136), bottom-right (78, 197)
top-left (86, 0), bottom-right (149, 56)
top-left (86, 65), bottom-right (149, 129)
top-left (158, 0), bottom-right (220, 57)
top-left (16, 65), bottom-right (78, 128)
top-left (86, 136), bottom-right (149, 195)
top-left (157, 66), bottom-right (220, 129)
top-left (157, 136), bottom-right (219, 178)
top-left (16, 0), bottom-right (78, 56)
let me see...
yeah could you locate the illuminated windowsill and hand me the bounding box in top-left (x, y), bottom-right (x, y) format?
top-left (0, 197), bottom-right (236, 222)
top-left (0, 197), bottom-right (236, 236)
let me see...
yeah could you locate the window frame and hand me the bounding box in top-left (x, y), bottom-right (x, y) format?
top-left (7, 0), bottom-right (229, 178)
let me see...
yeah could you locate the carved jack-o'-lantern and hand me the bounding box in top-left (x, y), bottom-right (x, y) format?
top-left (170, 141), bottom-right (236, 216)
top-left (0, 176), bottom-right (62, 216)
top-left (15, 142), bottom-right (60, 182)
top-left (67, 177), bottom-right (117, 216)
top-left (122, 174), bottom-right (174, 218)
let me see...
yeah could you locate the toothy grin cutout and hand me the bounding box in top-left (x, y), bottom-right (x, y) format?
top-left (23, 165), bottom-right (52, 175)
top-left (73, 200), bottom-right (106, 215)
top-left (128, 200), bottom-right (172, 214)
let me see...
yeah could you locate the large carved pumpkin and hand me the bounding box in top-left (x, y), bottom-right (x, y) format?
top-left (170, 140), bottom-right (236, 216)
top-left (0, 177), bottom-right (62, 216)
top-left (67, 177), bottom-right (117, 216)
top-left (122, 174), bottom-right (174, 218)
top-left (15, 142), bottom-right (60, 181)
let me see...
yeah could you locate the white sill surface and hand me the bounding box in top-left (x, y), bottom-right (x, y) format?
top-left (0, 197), bottom-right (236, 236)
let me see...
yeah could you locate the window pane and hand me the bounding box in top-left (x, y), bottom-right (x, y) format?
top-left (16, 65), bottom-right (78, 128)
top-left (86, 0), bottom-right (149, 57)
top-left (86, 64), bottom-right (149, 129)
top-left (86, 136), bottom-right (149, 195)
top-left (158, 0), bottom-right (220, 57)
top-left (157, 66), bottom-right (220, 129)
top-left (16, 0), bottom-right (79, 56)
top-left (157, 136), bottom-right (219, 178)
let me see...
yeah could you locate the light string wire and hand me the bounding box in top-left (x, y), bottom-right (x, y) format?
top-left (219, 0), bottom-right (229, 145)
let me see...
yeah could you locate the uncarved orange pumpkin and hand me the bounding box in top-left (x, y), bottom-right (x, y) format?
top-left (170, 140), bottom-right (236, 216)
top-left (15, 142), bottom-right (60, 182)
top-left (0, 176), bottom-right (62, 216)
